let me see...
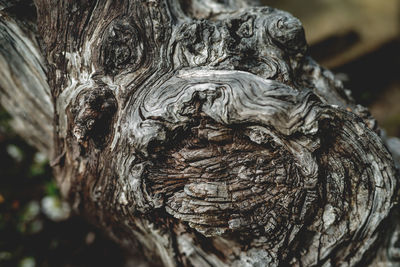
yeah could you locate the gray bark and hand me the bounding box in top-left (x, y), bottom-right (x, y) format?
top-left (0, 0), bottom-right (399, 266)
top-left (0, 2), bottom-right (53, 155)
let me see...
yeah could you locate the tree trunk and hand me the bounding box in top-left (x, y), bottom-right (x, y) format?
top-left (1, 1), bottom-right (399, 266)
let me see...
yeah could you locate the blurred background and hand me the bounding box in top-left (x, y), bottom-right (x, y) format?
top-left (0, 0), bottom-right (399, 266)
top-left (264, 0), bottom-right (400, 136)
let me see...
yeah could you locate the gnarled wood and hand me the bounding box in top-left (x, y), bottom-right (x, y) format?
top-left (0, 1), bottom-right (399, 266)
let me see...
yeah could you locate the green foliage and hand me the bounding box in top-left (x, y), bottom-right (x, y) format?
top-left (0, 107), bottom-right (125, 267)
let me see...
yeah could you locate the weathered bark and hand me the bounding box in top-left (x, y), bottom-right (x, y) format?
top-left (0, 2), bottom-right (53, 155)
top-left (1, 0), bottom-right (399, 266)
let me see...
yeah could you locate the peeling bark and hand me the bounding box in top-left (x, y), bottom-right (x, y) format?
top-left (0, 1), bottom-right (399, 266)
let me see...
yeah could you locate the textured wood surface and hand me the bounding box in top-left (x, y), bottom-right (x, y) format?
top-left (0, 0), bottom-right (399, 266)
top-left (0, 3), bottom-right (53, 155)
